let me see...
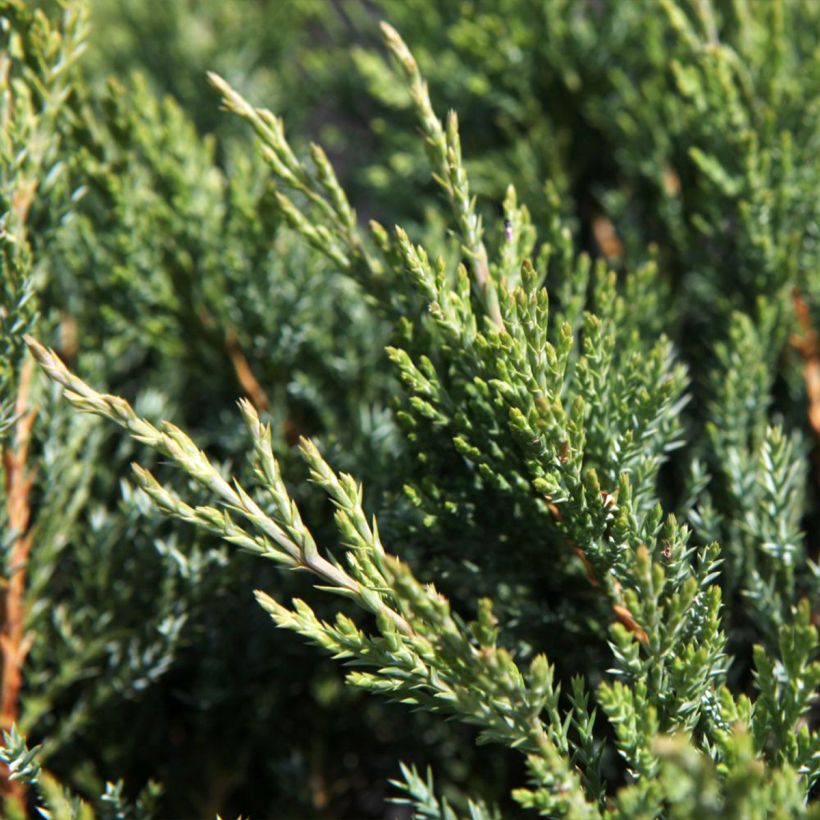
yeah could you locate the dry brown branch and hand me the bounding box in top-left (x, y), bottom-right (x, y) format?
top-left (0, 358), bottom-right (37, 806)
top-left (592, 216), bottom-right (624, 262)
top-left (790, 289), bottom-right (820, 436)
top-left (225, 327), bottom-right (269, 412)
top-left (544, 491), bottom-right (650, 644)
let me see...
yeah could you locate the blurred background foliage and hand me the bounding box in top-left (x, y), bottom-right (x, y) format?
top-left (3, 0), bottom-right (818, 816)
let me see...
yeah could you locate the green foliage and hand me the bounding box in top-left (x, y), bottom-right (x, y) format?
top-left (391, 763), bottom-right (501, 820)
top-left (0, 725), bottom-right (93, 820)
top-left (0, 725), bottom-right (161, 820)
top-left (0, 0), bottom-right (86, 435)
top-left (1, 0), bottom-right (818, 817)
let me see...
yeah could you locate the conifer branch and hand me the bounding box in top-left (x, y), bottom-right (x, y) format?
top-left (380, 22), bottom-right (504, 331)
top-left (25, 336), bottom-right (603, 814)
top-left (25, 337), bottom-right (413, 635)
top-left (206, 71), bottom-right (385, 298)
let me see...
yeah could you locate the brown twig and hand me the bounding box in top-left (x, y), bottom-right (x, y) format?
top-left (790, 289), bottom-right (820, 436)
top-left (225, 327), bottom-right (269, 412)
top-left (611, 603), bottom-right (650, 645)
top-left (544, 491), bottom-right (649, 644)
top-left (592, 216), bottom-right (624, 263)
top-left (0, 358), bottom-right (37, 807)
top-left (226, 327), bottom-right (308, 448)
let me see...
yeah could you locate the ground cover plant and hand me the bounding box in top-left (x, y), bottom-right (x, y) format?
top-left (0, 0), bottom-right (818, 816)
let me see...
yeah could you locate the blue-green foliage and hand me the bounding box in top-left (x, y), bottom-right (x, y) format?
top-left (1, 0), bottom-right (818, 817)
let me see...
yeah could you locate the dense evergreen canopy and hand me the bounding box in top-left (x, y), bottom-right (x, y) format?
top-left (0, 1), bottom-right (817, 816)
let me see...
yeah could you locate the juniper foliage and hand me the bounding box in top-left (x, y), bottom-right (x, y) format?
top-left (1, 0), bottom-right (819, 817)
